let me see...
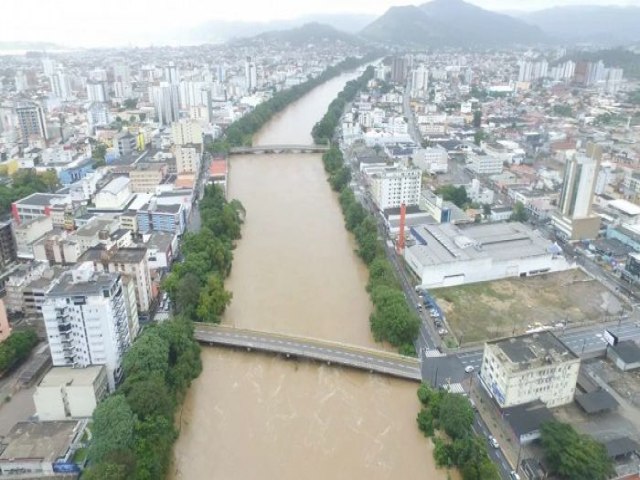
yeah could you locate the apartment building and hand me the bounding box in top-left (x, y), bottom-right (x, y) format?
top-left (479, 331), bottom-right (580, 409)
top-left (129, 163), bottom-right (168, 193)
top-left (175, 144), bottom-right (201, 174)
top-left (41, 265), bottom-right (138, 390)
top-left (368, 166), bottom-right (421, 210)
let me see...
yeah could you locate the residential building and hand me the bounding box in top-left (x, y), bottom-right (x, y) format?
top-left (78, 245), bottom-right (152, 316)
top-left (0, 220), bottom-right (17, 270)
top-left (50, 72), bottom-right (72, 100)
top-left (413, 147), bottom-right (448, 174)
top-left (4, 262), bottom-right (47, 313)
top-left (175, 144), bottom-right (201, 174)
top-left (42, 265), bottom-right (138, 390)
top-left (129, 163), bottom-right (168, 193)
top-left (115, 131), bottom-right (136, 158)
top-left (479, 331), bottom-right (580, 409)
top-left (34, 366), bottom-right (108, 421)
top-left (86, 81), bottom-right (108, 103)
top-left (171, 120), bottom-right (203, 145)
top-left (33, 233), bottom-right (81, 265)
top-left (404, 222), bottom-right (570, 289)
top-left (15, 101), bottom-right (48, 141)
top-left (14, 216), bottom-right (54, 258)
top-left (152, 82), bottom-right (180, 125)
top-left (136, 201), bottom-right (186, 235)
top-left (466, 179), bottom-right (494, 205)
top-left (551, 150), bottom-right (601, 240)
top-left (368, 166), bottom-right (421, 210)
top-left (466, 151), bottom-right (503, 175)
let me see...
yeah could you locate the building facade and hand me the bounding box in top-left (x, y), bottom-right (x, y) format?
top-left (369, 167), bottom-right (421, 210)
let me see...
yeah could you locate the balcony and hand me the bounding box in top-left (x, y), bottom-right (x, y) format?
top-left (58, 323), bottom-right (72, 333)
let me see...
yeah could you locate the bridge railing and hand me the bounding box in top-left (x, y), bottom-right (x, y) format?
top-left (193, 323), bottom-right (420, 366)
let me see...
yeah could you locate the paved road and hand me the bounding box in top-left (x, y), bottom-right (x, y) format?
top-left (473, 415), bottom-right (514, 479)
top-left (193, 324), bottom-right (422, 381)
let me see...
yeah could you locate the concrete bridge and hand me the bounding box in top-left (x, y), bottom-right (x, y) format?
top-left (229, 144), bottom-right (330, 155)
top-left (193, 324), bottom-right (422, 381)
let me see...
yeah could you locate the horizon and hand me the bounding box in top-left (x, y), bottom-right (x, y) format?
top-left (1, 0), bottom-right (638, 48)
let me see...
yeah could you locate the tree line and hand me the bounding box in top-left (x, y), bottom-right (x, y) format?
top-left (162, 184), bottom-right (244, 323)
top-left (206, 54), bottom-right (379, 154)
top-left (416, 384), bottom-right (500, 480)
top-left (318, 68), bottom-right (419, 355)
top-left (82, 319), bottom-right (202, 479)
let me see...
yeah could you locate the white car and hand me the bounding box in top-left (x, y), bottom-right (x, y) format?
top-left (464, 365), bottom-right (475, 373)
top-left (509, 471), bottom-right (521, 480)
top-left (488, 436), bottom-right (499, 449)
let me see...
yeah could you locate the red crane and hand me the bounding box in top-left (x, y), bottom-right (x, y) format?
top-left (398, 203), bottom-right (406, 254)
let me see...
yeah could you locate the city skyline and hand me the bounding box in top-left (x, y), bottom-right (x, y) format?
top-left (1, 0), bottom-right (639, 47)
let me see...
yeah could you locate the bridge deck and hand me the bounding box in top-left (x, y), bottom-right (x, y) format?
top-left (229, 144), bottom-right (330, 154)
top-left (193, 324), bottom-right (422, 381)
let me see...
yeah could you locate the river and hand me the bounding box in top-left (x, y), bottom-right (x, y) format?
top-left (171, 71), bottom-right (449, 480)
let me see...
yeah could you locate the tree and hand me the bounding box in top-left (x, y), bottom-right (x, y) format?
top-left (510, 201), bottom-right (528, 222)
top-left (174, 273), bottom-right (203, 318)
top-left (132, 415), bottom-right (176, 480)
top-left (473, 129), bottom-right (486, 147)
top-left (196, 274), bottom-right (232, 323)
top-left (540, 421), bottom-right (614, 480)
top-left (123, 98), bottom-right (138, 109)
top-left (553, 104), bottom-right (573, 117)
top-left (122, 331), bottom-right (170, 379)
top-left (438, 393), bottom-right (474, 440)
top-left (82, 463), bottom-right (128, 480)
top-left (436, 185), bottom-right (469, 209)
top-left (121, 374), bottom-right (174, 420)
top-left (89, 395), bottom-right (136, 462)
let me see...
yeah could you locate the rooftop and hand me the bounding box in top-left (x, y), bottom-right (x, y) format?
top-left (406, 222), bottom-right (556, 267)
top-left (609, 199), bottom-right (640, 217)
top-left (610, 340), bottom-right (640, 364)
top-left (489, 330), bottom-right (578, 372)
top-left (503, 401), bottom-right (555, 437)
top-left (0, 421), bottom-right (80, 463)
top-left (38, 366), bottom-right (105, 388)
top-left (575, 389), bottom-right (619, 414)
top-left (99, 176), bottom-right (130, 195)
top-left (79, 246), bottom-right (147, 264)
top-left (14, 193), bottom-right (68, 207)
top-left (47, 271), bottom-right (119, 297)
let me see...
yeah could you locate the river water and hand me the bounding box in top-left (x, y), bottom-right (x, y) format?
top-left (171, 72), bottom-right (449, 480)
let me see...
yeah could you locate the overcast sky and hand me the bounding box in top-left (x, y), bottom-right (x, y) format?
top-left (1, 0), bottom-right (638, 47)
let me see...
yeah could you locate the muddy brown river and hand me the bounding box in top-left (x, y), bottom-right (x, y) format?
top-left (171, 71), bottom-right (450, 480)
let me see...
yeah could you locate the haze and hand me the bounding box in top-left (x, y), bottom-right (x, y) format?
top-left (1, 0), bottom-right (638, 47)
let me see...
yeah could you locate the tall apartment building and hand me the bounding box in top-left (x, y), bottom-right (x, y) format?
top-left (152, 83), bottom-right (180, 125)
top-left (551, 146), bottom-right (601, 240)
top-left (129, 163), bottom-right (168, 193)
top-left (479, 331), bottom-right (580, 409)
top-left (466, 151), bottom-right (503, 175)
top-left (171, 121), bottom-right (203, 145)
top-left (391, 56), bottom-right (407, 84)
top-left (175, 145), bottom-right (201, 174)
top-left (41, 265), bottom-right (138, 390)
top-left (15, 102), bottom-right (48, 141)
top-left (410, 65), bottom-right (429, 98)
top-left (86, 81), bottom-right (109, 103)
top-left (50, 72), bottom-right (72, 100)
top-left (115, 131), bottom-right (136, 157)
top-left (369, 166), bottom-right (421, 210)
top-left (78, 246), bottom-right (152, 317)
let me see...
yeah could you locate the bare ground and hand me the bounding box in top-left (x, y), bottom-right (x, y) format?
top-left (432, 269), bottom-right (625, 346)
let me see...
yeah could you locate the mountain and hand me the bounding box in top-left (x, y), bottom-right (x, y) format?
top-left (360, 6), bottom-right (449, 47)
top-left (361, 0), bottom-right (544, 47)
top-left (167, 14), bottom-right (376, 45)
top-left (234, 22), bottom-right (363, 47)
top-left (520, 6), bottom-right (640, 44)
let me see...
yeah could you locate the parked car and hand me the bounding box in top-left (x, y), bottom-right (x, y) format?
top-left (509, 471), bottom-right (521, 480)
top-left (488, 436), bottom-right (499, 449)
top-left (464, 365), bottom-right (475, 373)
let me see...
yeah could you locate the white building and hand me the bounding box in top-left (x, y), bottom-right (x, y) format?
top-left (171, 120), bottom-right (203, 145)
top-left (404, 222), bottom-right (571, 288)
top-left (86, 81), bottom-right (108, 103)
top-left (151, 82), bottom-right (180, 126)
top-left (368, 166), bottom-right (421, 210)
top-left (50, 72), bottom-right (72, 100)
top-left (41, 265), bottom-right (138, 390)
top-left (410, 65), bottom-right (429, 98)
top-left (466, 178), bottom-right (495, 205)
top-left (94, 176), bottom-right (134, 210)
top-left (466, 151), bottom-right (503, 175)
top-left (175, 145), bottom-right (201, 174)
top-left (413, 147), bottom-right (448, 174)
top-left (479, 331), bottom-right (580, 409)
top-left (34, 366), bottom-right (108, 421)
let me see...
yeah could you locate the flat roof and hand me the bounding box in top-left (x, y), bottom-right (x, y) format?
top-left (38, 366), bottom-right (105, 388)
top-left (99, 176), bottom-right (130, 195)
top-left (14, 193), bottom-right (68, 207)
top-left (0, 421), bottom-right (79, 463)
top-left (489, 331), bottom-right (578, 372)
top-left (605, 437), bottom-right (639, 458)
top-left (609, 199), bottom-right (640, 216)
top-left (610, 340), bottom-right (640, 364)
top-left (575, 389), bottom-right (619, 414)
top-left (47, 271), bottom-right (118, 297)
top-left (406, 221), bottom-right (555, 267)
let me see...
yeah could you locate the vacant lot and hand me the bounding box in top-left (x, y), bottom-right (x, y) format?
top-left (432, 269), bottom-right (625, 346)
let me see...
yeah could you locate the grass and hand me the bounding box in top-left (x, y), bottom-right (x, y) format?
top-left (432, 270), bottom-right (625, 346)
top-left (73, 447), bottom-right (88, 464)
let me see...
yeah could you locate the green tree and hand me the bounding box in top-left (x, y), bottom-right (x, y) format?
top-left (553, 104), bottom-right (573, 117)
top-left (132, 415), bottom-right (176, 480)
top-left (540, 421), bottom-right (614, 480)
top-left (121, 374), bottom-right (174, 420)
top-left (82, 463), bottom-right (128, 480)
top-left (436, 185), bottom-right (469, 209)
top-left (473, 129), bottom-right (486, 146)
top-left (123, 98), bottom-right (138, 109)
top-left (510, 201), bottom-right (528, 222)
top-left (174, 273), bottom-right (203, 318)
top-left (472, 110), bottom-right (482, 128)
top-left (439, 393), bottom-right (474, 439)
top-left (0, 329), bottom-right (38, 373)
top-left (89, 395), bottom-right (136, 462)
top-left (122, 331), bottom-right (170, 379)
top-left (196, 274), bottom-right (232, 323)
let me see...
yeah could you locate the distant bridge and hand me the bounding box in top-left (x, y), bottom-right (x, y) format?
top-left (229, 144), bottom-right (330, 155)
top-left (193, 324), bottom-right (422, 381)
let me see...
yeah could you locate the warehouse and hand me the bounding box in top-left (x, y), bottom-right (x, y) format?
top-left (404, 222), bottom-right (571, 288)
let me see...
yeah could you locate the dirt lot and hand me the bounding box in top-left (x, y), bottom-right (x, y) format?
top-left (432, 269), bottom-right (625, 346)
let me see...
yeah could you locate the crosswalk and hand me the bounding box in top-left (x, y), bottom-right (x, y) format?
top-left (424, 349), bottom-right (446, 358)
top-left (442, 383), bottom-right (465, 394)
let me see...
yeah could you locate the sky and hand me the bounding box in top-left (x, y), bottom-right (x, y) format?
top-left (0, 0), bottom-right (638, 47)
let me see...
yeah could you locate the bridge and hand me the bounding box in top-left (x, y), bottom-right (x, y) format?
top-left (229, 144), bottom-right (330, 155)
top-left (193, 324), bottom-right (422, 381)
